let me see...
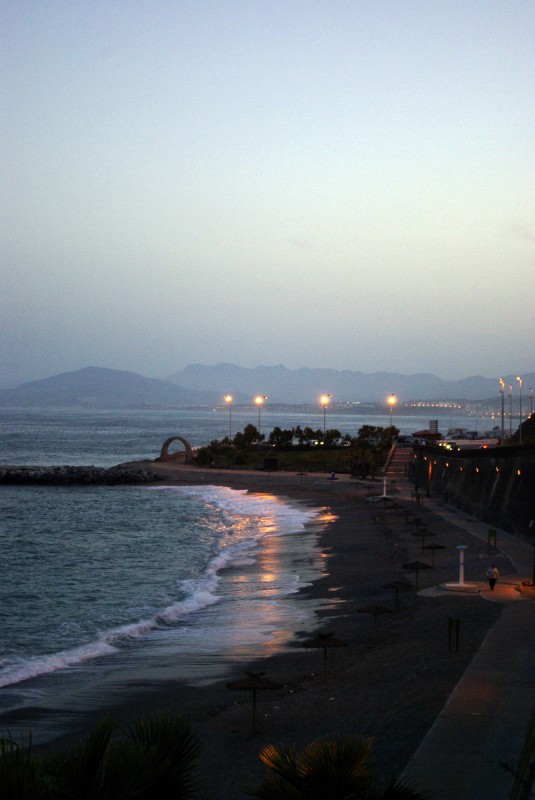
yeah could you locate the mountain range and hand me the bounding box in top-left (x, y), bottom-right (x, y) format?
top-left (0, 365), bottom-right (532, 409)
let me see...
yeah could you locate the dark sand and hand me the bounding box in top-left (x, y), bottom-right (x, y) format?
top-left (28, 466), bottom-right (507, 797)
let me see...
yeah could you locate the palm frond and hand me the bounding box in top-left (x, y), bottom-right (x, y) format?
top-left (51, 718), bottom-right (114, 800)
top-left (123, 713), bottom-right (202, 800)
top-left (377, 776), bottom-right (430, 800)
top-left (0, 734), bottom-right (49, 799)
top-left (251, 733), bottom-right (376, 800)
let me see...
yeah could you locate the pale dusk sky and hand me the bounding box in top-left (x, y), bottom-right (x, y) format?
top-left (2, 1), bottom-right (534, 387)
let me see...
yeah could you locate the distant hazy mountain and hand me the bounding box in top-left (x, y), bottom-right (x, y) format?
top-left (0, 367), bottom-right (216, 408)
top-left (1, 365), bottom-right (533, 408)
top-left (167, 363), bottom-right (534, 403)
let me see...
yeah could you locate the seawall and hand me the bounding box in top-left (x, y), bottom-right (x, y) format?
top-left (409, 444), bottom-right (535, 535)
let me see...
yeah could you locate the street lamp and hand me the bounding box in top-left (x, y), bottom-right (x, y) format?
top-left (387, 394), bottom-right (397, 428)
top-left (530, 387), bottom-right (533, 417)
top-left (508, 384), bottom-right (513, 437)
top-left (255, 395), bottom-right (267, 435)
top-left (320, 394), bottom-right (331, 436)
top-left (517, 376), bottom-right (522, 445)
top-left (499, 378), bottom-right (505, 440)
top-left (224, 394), bottom-right (233, 438)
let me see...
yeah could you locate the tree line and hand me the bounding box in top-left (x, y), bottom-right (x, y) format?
top-left (194, 425), bottom-right (399, 474)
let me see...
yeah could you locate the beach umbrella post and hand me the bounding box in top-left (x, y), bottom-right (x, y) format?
top-left (402, 560), bottom-right (433, 590)
top-left (382, 579), bottom-right (413, 610)
top-left (303, 631), bottom-right (348, 679)
top-left (422, 543), bottom-right (446, 567)
top-left (296, 472), bottom-right (308, 486)
top-left (227, 671), bottom-right (282, 732)
top-left (356, 604), bottom-right (393, 626)
top-left (412, 529), bottom-right (435, 550)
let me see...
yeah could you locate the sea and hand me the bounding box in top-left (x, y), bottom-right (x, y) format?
top-left (0, 406), bottom-right (466, 743)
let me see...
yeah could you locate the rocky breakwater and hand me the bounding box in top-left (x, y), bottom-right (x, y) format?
top-left (0, 464), bottom-right (162, 485)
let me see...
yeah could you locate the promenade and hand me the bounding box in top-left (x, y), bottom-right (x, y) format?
top-left (396, 485), bottom-right (535, 800)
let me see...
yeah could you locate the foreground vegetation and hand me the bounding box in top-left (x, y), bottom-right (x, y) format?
top-left (0, 715), bottom-right (427, 799)
top-left (194, 424), bottom-right (399, 477)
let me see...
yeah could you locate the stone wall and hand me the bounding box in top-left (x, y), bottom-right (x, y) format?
top-left (409, 445), bottom-right (535, 535)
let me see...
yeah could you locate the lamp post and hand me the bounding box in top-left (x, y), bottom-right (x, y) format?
top-left (320, 394), bottom-right (331, 436)
top-left (387, 394), bottom-right (397, 428)
top-left (255, 395), bottom-right (267, 435)
top-left (508, 384), bottom-right (513, 437)
top-left (499, 378), bottom-right (505, 440)
top-left (517, 376), bottom-right (522, 445)
top-left (530, 387), bottom-right (533, 418)
top-left (224, 394), bottom-right (233, 439)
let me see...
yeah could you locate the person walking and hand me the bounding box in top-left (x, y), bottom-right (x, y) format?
top-left (486, 563), bottom-right (499, 591)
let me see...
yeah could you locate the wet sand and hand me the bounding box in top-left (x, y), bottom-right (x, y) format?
top-left (19, 465), bottom-right (507, 798)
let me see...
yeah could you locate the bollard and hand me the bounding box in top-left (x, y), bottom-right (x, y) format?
top-left (448, 617), bottom-right (460, 653)
top-left (487, 529), bottom-right (497, 555)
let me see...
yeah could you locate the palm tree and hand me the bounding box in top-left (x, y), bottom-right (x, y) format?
top-left (52, 714), bottom-right (202, 800)
top-left (248, 733), bottom-right (427, 800)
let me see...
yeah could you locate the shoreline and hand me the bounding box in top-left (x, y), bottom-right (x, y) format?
top-left (3, 464), bottom-right (509, 798)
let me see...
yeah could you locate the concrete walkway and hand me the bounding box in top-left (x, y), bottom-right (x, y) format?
top-left (397, 489), bottom-right (535, 800)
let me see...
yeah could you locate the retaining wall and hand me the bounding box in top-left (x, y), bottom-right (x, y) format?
top-left (409, 445), bottom-right (535, 535)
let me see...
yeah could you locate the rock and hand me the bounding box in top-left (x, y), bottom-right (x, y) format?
top-left (0, 465), bottom-right (162, 485)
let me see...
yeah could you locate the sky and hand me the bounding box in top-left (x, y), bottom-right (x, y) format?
top-left (1, 0), bottom-right (534, 387)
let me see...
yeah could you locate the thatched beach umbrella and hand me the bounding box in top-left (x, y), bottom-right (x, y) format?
top-left (402, 560), bottom-right (432, 589)
top-left (422, 543), bottom-right (446, 567)
top-left (296, 472), bottom-right (309, 486)
top-left (382, 579), bottom-right (413, 609)
top-left (408, 517), bottom-right (428, 529)
top-left (303, 632), bottom-right (348, 679)
top-left (412, 529), bottom-right (435, 550)
top-left (227, 671), bottom-right (282, 732)
top-left (357, 604), bottom-right (393, 626)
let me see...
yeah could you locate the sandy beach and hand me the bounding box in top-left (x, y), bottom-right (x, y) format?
top-left (38, 462), bottom-right (504, 800)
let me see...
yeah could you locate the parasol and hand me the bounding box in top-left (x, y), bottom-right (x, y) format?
top-left (402, 560), bottom-right (433, 589)
top-left (303, 631), bottom-right (348, 678)
top-left (422, 543), bottom-right (446, 567)
top-left (356, 604), bottom-right (393, 625)
top-left (382, 579), bottom-right (413, 609)
top-left (411, 529), bottom-right (435, 550)
top-left (227, 671), bottom-right (282, 732)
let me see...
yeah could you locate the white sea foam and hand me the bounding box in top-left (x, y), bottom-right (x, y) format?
top-left (0, 640), bottom-right (118, 689)
top-left (0, 484), bottom-right (321, 690)
top-left (154, 484), bottom-right (318, 537)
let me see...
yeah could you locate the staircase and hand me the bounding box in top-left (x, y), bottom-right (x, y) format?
top-left (384, 446), bottom-right (413, 483)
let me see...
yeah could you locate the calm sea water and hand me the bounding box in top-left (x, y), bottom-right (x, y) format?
top-left (0, 406), bottom-right (471, 467)
top-left (0, 406), bottom-right (465, 741)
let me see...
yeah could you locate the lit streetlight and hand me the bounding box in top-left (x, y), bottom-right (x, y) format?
top-left (499, 378), bottom-right (505, 440)
top-left (508, 384), bottom-right (513, 437)
top-left (530, 387), bottom-right (533, 417)
top-left (224, 394), bottom-right (233, 438)
top-left (320, 394), bottom-right (332, 436)
top-left (255, 395), bottom-right (267, 435)
top-left (517, 376), bottom-right (522, 445)
top-left (387, 394), bottom-right (397, 428)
